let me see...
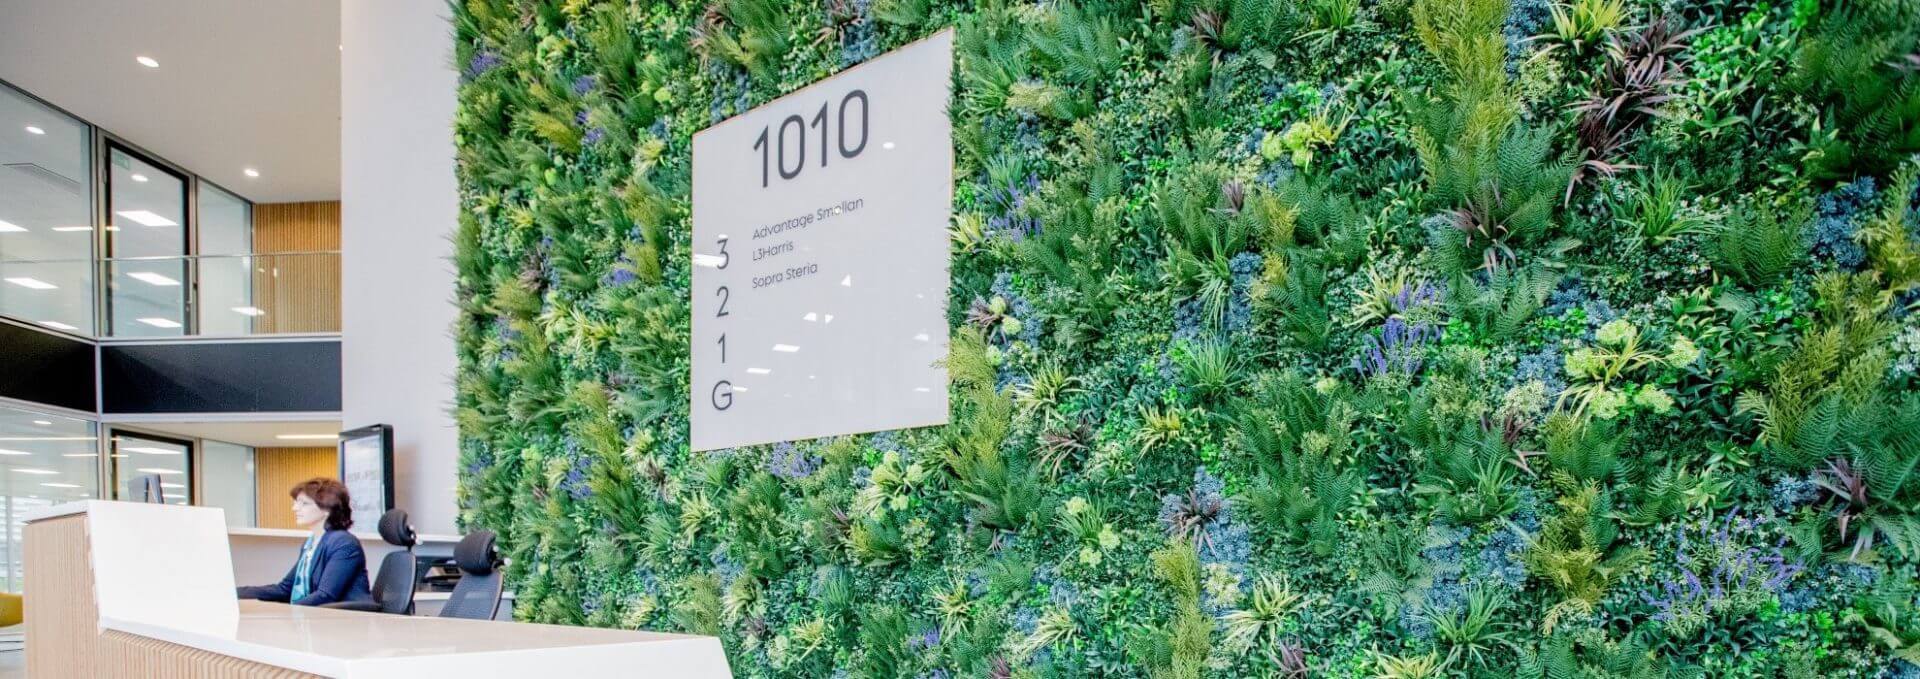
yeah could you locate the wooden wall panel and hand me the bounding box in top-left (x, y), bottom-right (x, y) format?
top-left (254, 447), bottom-right (339, 529)
top-left (101, 630), bottom-right (322, 678)
top-left (251, 201), bottom-right (341, 333)
top-left (25, 515), bottom-right (100, 678)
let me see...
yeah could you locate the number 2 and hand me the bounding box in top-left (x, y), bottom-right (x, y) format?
top-left (716, 286), bottom-right (730, 317)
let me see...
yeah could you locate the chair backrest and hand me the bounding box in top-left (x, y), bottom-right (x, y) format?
top-left (438, 530), bottom-right (502, 620)
top-left (370, 551), bottom-right (418, 615)
top-left (371, 509), bottom-right (418, 615)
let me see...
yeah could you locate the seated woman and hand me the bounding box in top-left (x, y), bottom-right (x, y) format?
top-left (237, 477), bottom-right (372, 606)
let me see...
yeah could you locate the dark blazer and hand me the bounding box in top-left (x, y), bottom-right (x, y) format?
top-left (236, 529), bottom-right (373, 606)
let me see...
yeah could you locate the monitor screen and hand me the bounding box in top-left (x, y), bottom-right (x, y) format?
top-left (338, 424), bottom-right (393, 531)
top-left (134, 474), bottom-right (165, 503)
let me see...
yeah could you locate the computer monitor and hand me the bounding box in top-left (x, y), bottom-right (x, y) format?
top-left (338, 425), bottom-right (394, 530)
top-left (133, 474), bottom-right (165, 503)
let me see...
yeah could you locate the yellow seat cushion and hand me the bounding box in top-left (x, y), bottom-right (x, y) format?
top-left (0, 592), bottom-right (20, 627)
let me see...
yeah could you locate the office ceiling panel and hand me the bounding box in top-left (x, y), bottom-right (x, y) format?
top-left (0, 1), bottom-right (341, 203)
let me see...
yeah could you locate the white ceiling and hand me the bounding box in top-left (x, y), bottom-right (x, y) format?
top-left (118, 420), bottom-right (343, 449)
top-left (0, 0), bottom-right (341, 203)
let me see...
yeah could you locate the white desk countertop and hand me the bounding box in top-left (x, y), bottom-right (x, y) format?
top-left (26, 501), bottom-right (730, 678)
top-left (106, 601), bottom-right (725, 678)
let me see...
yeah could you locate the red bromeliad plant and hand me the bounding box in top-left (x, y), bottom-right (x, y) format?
top-left (1567, 17), bottom-right (1697, 200)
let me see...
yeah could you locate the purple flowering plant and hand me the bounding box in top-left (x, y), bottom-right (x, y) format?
top-left (1640, 510), bottom-right (1803, 639)
top-left (1353, 317), bottom-right (1437, 377)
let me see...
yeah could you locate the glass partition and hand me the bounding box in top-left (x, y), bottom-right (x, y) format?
top-left (0, 405), bottom-right (99, 592)
top-left (105, 146), bottom-right (190, 337)
top-left (0, 84), bottom-right (94, 335)
top-left (109, 431), bottom-right (190, 505)
top-left (196, 183), bottom-right (252, 335)
top-left (198, 440), bottom-right (255, 528)
top-left (96, 252), bottom-right (340, 335)
top-left (0, 82), bottom-right (339, 340)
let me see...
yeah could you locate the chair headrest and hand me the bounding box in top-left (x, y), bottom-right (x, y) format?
top-left (377, 509), bottom-right (415, 548)
top-left (454, 530), bottom-right (498, 575)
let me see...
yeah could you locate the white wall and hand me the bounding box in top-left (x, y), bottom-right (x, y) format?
top-left (340, 1), bottom-right (460, 535)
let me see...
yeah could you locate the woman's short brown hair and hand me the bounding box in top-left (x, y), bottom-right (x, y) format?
top-left (290, 478), bottom-right (354, 531)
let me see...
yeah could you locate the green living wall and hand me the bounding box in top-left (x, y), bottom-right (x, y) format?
top-left (449, 0), bottom-right (1920, 675)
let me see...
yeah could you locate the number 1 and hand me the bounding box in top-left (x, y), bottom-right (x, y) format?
top-left (811, 101), bottom-right (828, 168)
top-left (753, 127), bottom-right (768, 188)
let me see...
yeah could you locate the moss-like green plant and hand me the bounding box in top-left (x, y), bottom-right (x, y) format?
top-left (1709, 199), bottom-right (1808, 287)
top-left (1136, 541), bottom-right (1210, 679)
top-left (1852, 579), bottom-right (1920, 665)
top-left (694, 0), bottom-right (792, 80)
top-left (1427, 587), bottom-right (1521, 672)
top-left (1548, 0), bottom-right (1629, 54)
top-left (1789, 0), bottom-right (1920, 180)
top-left (1524, 484), bottom-right (1647, 633)
top-left (1220, 573), bottom-right (1305, 656)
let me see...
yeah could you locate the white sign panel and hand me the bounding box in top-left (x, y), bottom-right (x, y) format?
top-left (690, 30), bottom-right (954, 452)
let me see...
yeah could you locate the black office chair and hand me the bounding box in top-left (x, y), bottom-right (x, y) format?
top-left (438, 530), bottom-right (503, 620)
top-left (321, 509), bottom-right (419, 615)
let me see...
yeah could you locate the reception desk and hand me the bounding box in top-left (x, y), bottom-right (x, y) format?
top-left (25, 501), bottom-right (731, 678)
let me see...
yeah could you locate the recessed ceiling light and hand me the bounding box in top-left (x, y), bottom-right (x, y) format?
top-left (24, 125), bottom-right (44, 135)
top-left (0, 219), bottom-right (24, 233)
top-left (130, 173), bottom-right (149, 182)
top-left (4, 277), bottom-right (57, 290)
top-left (274, 434), bottom-right (337, 441)
top-left (31, 421), bottom-right (51, 426)
top-left (136, 56), bottom-right (159, 68)
top-left (39, 321), bottom-right (79, 331)
top-left (40, 483), bottom-right (80, 489)
top-left (135, 468), bottom-right (181, 475)
top-left (62, 453), bottom-right (98, 458)
top-left (122, 446), bottom-right (181, 455)
top-left (11, 469), bottom-right (58, 475)
top-left (243, 168), bottom-right (259, 178)
top-left (160, 482), bottom-right (185, 489)
top-left (115, 210), bottom-right (178, 227)
top-left (231, 306), bottom-right (266, 316)
top-left (0, 449), bottom-right (29, 456)
top-left (135, 317), bottom-right (181, 329)
top-left (772, 344), bottom-right (800, 353)
top-left (51, 226), bottom-right (93, 232)
top-left (128, 271), bottom-right (180, 286)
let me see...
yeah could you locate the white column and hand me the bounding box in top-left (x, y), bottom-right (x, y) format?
top-left (340, 0), bottom-right (460, 535)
